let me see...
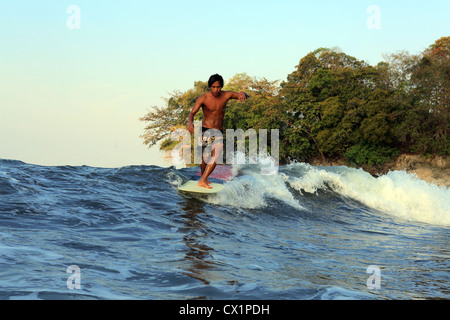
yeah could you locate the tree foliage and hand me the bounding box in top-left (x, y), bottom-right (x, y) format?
top-left (140, 81), bottom-right (208, 147)
top-left (140, 37), bottom-right (449, 165)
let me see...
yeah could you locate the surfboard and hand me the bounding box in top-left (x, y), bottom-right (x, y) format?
top-left (178, 180), bottom-right (224, 194)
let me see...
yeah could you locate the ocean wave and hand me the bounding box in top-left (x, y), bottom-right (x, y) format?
top-left (1, 158), bottom-right (449, 300)
top-left (204, 165), bottom-right (306, 211)
top-left (282, 162), bottom-right (450, 226)
top-left (177, 161), bottom-right (450, 226)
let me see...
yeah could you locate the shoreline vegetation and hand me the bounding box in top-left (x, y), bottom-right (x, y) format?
top-left (141, 37), bottom-right (449, 188)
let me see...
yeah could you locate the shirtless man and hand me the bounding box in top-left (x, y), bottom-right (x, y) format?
top-left (187, 74), bottom-right (248, 189)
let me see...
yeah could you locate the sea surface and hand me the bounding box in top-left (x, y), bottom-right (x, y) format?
top-left (0, 158), bottom-right (449, 300)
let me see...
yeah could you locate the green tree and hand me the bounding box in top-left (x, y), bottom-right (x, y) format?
top-left (140, 81), bottom-right (208, 148)
top-left (140, 37), bottom-right (449, 167)
top-left (410, 36), bottom-right (450, 154)
top-left (382, 37), bottom-right (450, 155)
top-left (223, 73), bottom-right (280, 130)
top-left (280, 48), bottom-right (385, 162)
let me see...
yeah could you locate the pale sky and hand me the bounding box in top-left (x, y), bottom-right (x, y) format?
top-left (0, 0), bottom-right (449, 167)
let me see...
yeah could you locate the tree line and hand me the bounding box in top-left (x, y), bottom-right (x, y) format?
top-left (140, 36), bottom-right (449, 166)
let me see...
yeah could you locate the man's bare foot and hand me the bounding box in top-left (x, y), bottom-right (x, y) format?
top-left (199, 174), bottom-right (211, 185)
top-left (198, 180), bottom-right (212, 189)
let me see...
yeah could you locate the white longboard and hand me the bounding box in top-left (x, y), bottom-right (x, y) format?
top-left (178, 180), bottom-right (224, 194)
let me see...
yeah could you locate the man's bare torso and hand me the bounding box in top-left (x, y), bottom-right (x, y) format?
top-left (199, 91), bottom-right (234, 130)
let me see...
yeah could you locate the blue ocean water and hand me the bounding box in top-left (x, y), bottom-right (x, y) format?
top-left (0, 158), bottom-right (449, 300)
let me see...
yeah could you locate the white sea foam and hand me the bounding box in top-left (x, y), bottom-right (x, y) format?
top-left (283, 163), bottom-right (450, 226)
top-left (207, 164), bottom-right (305, 210)
top-left (180, 158), bottom-right (450, 226)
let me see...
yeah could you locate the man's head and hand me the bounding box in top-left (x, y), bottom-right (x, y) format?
top-left (208, 74), bottom-right (224, 97)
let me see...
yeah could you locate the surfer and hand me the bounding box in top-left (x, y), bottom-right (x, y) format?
top-left (187, 74), bottom-right (248, 189)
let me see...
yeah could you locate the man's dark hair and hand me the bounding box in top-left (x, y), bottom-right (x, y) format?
top-left (208, 74), bottom-right (224, 88)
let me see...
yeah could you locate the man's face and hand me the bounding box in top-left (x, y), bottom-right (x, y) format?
top-left (210, 81), bottom-right (222, 97)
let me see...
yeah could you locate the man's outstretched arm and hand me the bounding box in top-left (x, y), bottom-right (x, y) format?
top-left (229, 91), bottom-right (249, 103)
top-left (187, 96), bottom-right (204, 134)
